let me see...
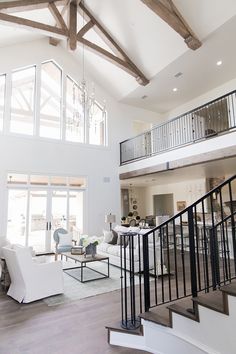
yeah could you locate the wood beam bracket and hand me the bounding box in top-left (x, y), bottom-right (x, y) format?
top-left (141, 0), bottom-right (202, 50)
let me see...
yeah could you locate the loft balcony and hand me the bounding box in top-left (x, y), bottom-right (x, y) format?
top-left (119, 90), bottom-right (236, 177)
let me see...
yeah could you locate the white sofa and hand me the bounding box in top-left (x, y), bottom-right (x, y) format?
top-left (97, 226), bottom-right (164, 273)
top-left (2, 245), bottom-right (64, 303)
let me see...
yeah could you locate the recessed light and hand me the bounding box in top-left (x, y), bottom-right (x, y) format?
top-left (173, 88), bottom-right (178, 92)
top-left (216, 60), bottom-right (222, 66)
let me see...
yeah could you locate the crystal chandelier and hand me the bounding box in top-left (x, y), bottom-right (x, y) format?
top-left (76, 1), bottom-right (106, 130)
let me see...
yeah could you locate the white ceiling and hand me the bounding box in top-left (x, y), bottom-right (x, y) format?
top-left (120, 156), bottom-right (236, 188)
top-left (0, 1), bottom-right (236, 113)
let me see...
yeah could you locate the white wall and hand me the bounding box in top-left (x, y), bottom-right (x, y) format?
top-left (0, 38), bottom-right (160, 241)
top-left (163, 77), bottom-right (236, 121)
top-left (143, 178), bottom-right (206, 217)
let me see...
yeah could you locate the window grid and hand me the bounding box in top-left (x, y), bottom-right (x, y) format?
top-left (2, 60), bottom-right (107, 146)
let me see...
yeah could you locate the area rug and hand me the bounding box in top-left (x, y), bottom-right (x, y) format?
top-left (43, 260), bottom-right (124, 306)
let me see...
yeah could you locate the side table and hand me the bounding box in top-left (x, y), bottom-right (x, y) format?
top-left (0, 257), bottom-right (11, 290)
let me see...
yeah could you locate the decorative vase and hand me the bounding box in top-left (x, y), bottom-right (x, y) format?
top-left (84, 243), bottom-right (97, 257)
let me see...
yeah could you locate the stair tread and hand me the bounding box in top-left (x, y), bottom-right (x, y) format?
top-left (106, 321), bottom-right (143, 336)
top-left (221, 282), bottom-right (236, 296)
top-left (168, 303), bottom-right (199, 322)
top-left (193, 290), bottom-right (225, 314)
top-left (140, 308), bottom-right (171, 327)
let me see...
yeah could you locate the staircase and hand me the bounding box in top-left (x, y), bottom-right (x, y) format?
top-left (107, 174), bottom-right (236, 354)
top-left (108, 282), bottom-right (236, 354)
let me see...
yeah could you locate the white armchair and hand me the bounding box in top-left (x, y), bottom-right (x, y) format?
top-left (2, 245), bottom-right (64, 303)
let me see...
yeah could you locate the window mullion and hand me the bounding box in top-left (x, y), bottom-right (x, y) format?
top-left (61, 71), bottom-right (66, 141)
top-left (35, 63), bottom-right (41, 137)
top-left (4, 72), bottom-right (12, 134)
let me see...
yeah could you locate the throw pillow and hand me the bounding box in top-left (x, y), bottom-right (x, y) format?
top-left (111, 229), bottom-right (118, 244)
top-left (58, 232), bottom-right (72, 246)
top-left (103, 230), bottom-right (114, 244)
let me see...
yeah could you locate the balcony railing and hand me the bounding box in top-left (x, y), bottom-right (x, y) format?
top-left (120, 90), bottom-right (236, 165)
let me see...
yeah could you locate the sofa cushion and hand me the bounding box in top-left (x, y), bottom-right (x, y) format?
top-left (58, 232), bottom-right (72, 246)
top-left (103, 230), bottom-right (117, 245)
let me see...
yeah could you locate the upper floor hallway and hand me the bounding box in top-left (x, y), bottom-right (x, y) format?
top-left (119, 87), bottom-right (236, 180)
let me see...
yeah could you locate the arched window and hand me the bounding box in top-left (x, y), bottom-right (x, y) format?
top-left (40, 61), bottom-right (62, 139)
top-left (65, 76), bottom-right (85, 143)
top-left (0, 74), bottom-right (5, 132)
top-left (89, 102), bottom-right (106, 146)
top-left (10, 66), bottom-right (36, 135)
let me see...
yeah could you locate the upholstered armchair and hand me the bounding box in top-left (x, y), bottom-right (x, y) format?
top-left (2, 245), bottom-right (63, 303)
top-left (53, 228), bottom-right (73, 260)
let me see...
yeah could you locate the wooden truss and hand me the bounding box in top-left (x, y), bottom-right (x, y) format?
top-left (0, 0), bottom-right (202, 85)
top-left (141, 0), bottom-right (202, 50)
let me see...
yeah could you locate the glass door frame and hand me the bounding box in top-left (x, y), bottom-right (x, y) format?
top-left (6, 184), bottom-right (86, 254)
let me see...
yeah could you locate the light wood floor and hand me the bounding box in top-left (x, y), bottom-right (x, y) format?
top-left (0, 286), bottom-right (148, 354)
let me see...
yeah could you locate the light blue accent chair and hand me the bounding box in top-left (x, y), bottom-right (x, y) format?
top-left (53, 228), bottom-right (72, 260)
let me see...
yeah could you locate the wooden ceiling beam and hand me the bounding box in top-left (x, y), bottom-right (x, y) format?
top-left (141, 0), bottom-right (202, 50)
top-left (77, 37), bottom-right (141, 80)
top-left (49, 0), bottom-right (69, 46)
top-left (0, 12), bottom-right (68, 39)
top-left (77, 20), bottom-right (94, 39)
top-left (68, 0), bottom-right (77, 50)
top-left (0, 0), bottom-right (66, 13)
top-left (78, 2), bottom-right (149, 85)
top-left (48, 2), bottom-right (68, 32)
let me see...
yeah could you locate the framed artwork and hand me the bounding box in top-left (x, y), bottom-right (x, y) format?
top-left (177, 201), bottom-right (186, 211)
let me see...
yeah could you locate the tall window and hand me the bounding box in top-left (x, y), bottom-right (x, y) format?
top-left (66, 76), bottom-right (84, 143)
top-left (1, 60), bottom-right (107, 146)
top-left (89, 102), bottom-right (106, 145)
top-left (0, 74), bottom-right (5, 132)
top-left (10, 66), bottom-right (35, 135)
top-left (40, 61), bottom-right (62, 139)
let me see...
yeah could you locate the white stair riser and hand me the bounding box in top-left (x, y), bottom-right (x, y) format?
top-left (172, 295), bottom-right (236, 354)
top-left (109, 331), bottom-right (145, 351)
top-left (142, 320), bottom-right (209, 354)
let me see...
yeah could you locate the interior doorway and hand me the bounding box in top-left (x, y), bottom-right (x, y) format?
top-left (153, 193), bottom-right (174, 217)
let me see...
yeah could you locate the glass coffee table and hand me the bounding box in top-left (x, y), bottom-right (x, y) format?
top-left (61, 252), bottom-right (109, 283)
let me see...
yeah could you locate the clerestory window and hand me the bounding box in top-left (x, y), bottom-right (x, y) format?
top-left (2, 60), bottom-right (107, 146)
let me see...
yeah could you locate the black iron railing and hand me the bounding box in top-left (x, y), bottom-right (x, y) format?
top-left (120, 90), bottom-right (236, 165)
top-left (120, 174), bottom-right (236, 329)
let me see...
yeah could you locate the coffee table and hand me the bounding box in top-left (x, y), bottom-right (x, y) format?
top-left (61, 252), bottom-right (109, 283)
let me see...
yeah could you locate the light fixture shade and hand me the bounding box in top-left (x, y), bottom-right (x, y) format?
top-left (105, 214), bottom-right (116, 223)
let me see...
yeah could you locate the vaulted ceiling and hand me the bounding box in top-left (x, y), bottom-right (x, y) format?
top-left (0, 0), bottom-right (236, 113)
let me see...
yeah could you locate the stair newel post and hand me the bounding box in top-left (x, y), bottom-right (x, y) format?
top-left (228, 181), bottom-right (236, 275)
top-left (143, 233), bottom-right (150, 312)
top-left (120, 232), bottom-right (140, 330)
top-left (188, 207), bottom-right (198, 299)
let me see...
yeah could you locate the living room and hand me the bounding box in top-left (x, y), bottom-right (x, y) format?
top-left (1, 1), bottom-right (236, 354)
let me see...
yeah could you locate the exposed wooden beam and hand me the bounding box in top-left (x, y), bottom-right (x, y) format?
top-left (77, 37), bottom-right (141, 80)
top-left (0, 12), bottom-right (68, 39)
top-left (78, 2), bottom-right (149, 86)
top-left (0, 0), bottom-right (66, 13)
top-left (68, 0), bottom-right (77, 50)
top-left (77, 20), bottom-right (94, 39)
top-left (48, 2), bottom-right (68, 32)
top-left (141, 0), bottom-right (202, 50)
top-left (49, 0), bottom-right (69, 46)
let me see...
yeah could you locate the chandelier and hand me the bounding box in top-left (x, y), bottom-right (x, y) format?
top-left (69, 1), bottom-right (106, 132)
